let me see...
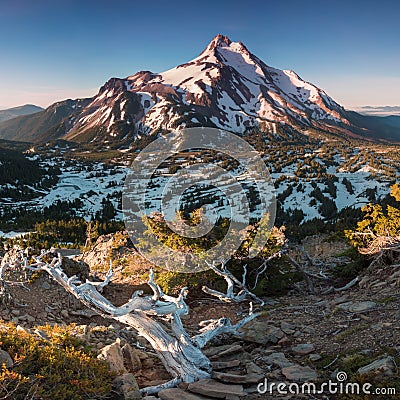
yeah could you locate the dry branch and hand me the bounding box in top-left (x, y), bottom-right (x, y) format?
top-left (202, 261), bottom-right (265, 305)
top-left (1, 249), bottom-right (260, 394)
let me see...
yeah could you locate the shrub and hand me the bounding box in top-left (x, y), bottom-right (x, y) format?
top-left (0, 323), bottom-right (115, 399)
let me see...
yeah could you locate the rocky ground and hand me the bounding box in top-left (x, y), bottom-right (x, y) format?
top-left (0, 234), bottom-right (399, 399)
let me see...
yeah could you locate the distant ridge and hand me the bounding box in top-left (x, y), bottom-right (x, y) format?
top-left (0, 104), bottom-right (44, 123)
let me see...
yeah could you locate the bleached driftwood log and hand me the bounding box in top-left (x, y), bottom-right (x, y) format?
top-left (1, 249), bottom-right (258, 395)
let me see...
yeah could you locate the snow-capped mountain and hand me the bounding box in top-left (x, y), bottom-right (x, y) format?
top-left (66, 34), bottom-right (353, 143)
top-left (1, 35), bottom-right (399, 144)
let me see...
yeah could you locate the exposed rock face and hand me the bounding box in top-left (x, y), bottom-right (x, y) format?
top-left (78, 232), bottom-right (133, 271)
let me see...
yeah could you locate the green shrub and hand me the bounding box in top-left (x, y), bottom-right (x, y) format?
top-left (0, 323), bottom-right (115, 399)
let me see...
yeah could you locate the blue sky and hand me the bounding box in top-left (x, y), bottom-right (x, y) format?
top-left (0, 0), bottom-right (399, 110)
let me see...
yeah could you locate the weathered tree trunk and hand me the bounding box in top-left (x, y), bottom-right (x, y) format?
top-left (1, 249), bottom-right (258, 394)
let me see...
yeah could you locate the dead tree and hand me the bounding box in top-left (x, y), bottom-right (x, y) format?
top-left (0, 249), bottom-right (259, 395)
top-left (356, 232), bottom-right (400, 269)
top-left (202, 261), bottom-right (265, 305)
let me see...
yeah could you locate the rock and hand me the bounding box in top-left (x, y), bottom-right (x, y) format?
top-left (34, 329), bottom-right (50, 340)
top-left (41, 281), bottom-right (51, 290)
top-left (207, 345), bottom-right (243, 360)
top-left (188, 379), bottom-right (246, 398)
top-left (11, 309), bottom-right (20, 316)
top-left (113, 373), bottom-right (141, 400)
top-left (159, 388), bottom-right (209, 400)
top-left (277, 336), bottom-right (292, 347)
top-left (122, 343), bottom-right (142, 372)
top-left (280, 322), bottom-right (296, 335)
top-left (70, 309), bottom-right (98, 318)
top-left (358, 276), bottom-right (370, 288)
top-left (238, 321), bottom-right (283, 345)
top-left (0, 349), bottom-right (13, 368)
top-left (211, 360), bottom-right (241, 370)
top-left (358, 356), bottom-right (397, 377)
top-left (212, 370), bottom-right (262, 384)
top-left (331, 368), bottom-right (339, 380)
top-left (331, 295), bottom-right (349, 305)
top-left (371, 282), bottom-right (386, 289)
top-left (264, 352), bottom-right (293, 368)
top-left (360, 349), bottom-right (374, 356)
top-left (309, 354), bottom-right (322, 361)
top-left (60, 310), bottom-right (69, 319)
top-left (301, 326), bottom-right (314, 334)
top-left (62, 257), bottom-right (90, 281)
top-left (78, 232), bottom-right (133, 271)
top-left (337, 301), bottom-right (376, 313)
top-left (16, 325), bottom-right (30, 335)
top-left (292, 343), bottom-right (315, 356)
top-left (246, 361), bottom-right (263, 375)
top-left (142, 397), bottom-right (158, 400)
top-left (281, 365), bottom-right (317, 381)
top-left (18, 314), bottom-right (36, 323)
top-left (98, 339), bottom-right (127, 373)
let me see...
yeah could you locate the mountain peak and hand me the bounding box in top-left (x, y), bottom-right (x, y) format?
top-left (7, 35), bottom-right (395, 144)
top-left (200, 34), bottom-right (251, 61)
top-left (209, 34), bottom-right (232, 49)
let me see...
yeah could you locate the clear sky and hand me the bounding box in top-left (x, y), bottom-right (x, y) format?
top-left (0, 0), bottom-right (399, 110)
